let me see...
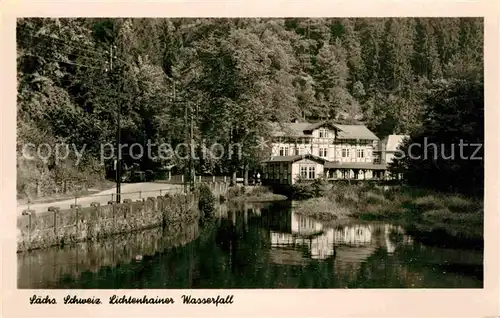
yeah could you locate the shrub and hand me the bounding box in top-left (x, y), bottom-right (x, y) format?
top-left (444, 195), bottom-right (477, 213)
top-left (413, 195), bottom-right (445, 211)
top-left (198, 183), bottom-right (215, 219)
top-left (226, 186), bottom-right (243, 200)
top-left (311, 178), bottom-right (328, 197)
top-left (291, 182), bottom-right (315, 200)
top-left (362, 191), bottom-right (387, 204)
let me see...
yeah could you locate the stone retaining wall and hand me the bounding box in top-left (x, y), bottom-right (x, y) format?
top-left (17, 221), bottom-right (200, 288)
top-left (17, 191), bottom-right (199, 253)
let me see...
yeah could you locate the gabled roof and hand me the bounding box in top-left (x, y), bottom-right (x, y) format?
top-left (269, 122), bottom-right (313, 137)
top-left (269, 121), bottom-right (379, 140)
top-left (380, 135), bottom-right (409, 152)
top-left (334, 124), bottom-right (379, 140)
top-left (262, 153), bottom-right (327, 164)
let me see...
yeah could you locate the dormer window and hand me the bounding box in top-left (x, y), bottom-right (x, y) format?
top-left (319, 128), bottom-right (328, 138)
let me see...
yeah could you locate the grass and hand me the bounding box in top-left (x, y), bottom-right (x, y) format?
top-left (292, 182), bottom-right (483, 240)
top-left (228, 185), bottom-right (288, 202)
top-left (292, 197), bottom-right (351, 222)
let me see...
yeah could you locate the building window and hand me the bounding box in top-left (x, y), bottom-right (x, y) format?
top-left (308, 166), bottom-right (316, 179)
top-left (279, 146), bottom-right (289, 156)
top-left (294, 147), bottom-right (299, 155)
top-left (319, 148), bottom-right (328, 157)
top-left (357, 149), bottom-right (364, 158)
top-left (319, 128), bottom-right (328, 138)
top-left (300, 166), bottom-right (308, 178)
top-left (342, 149), bottom-right (349, 158)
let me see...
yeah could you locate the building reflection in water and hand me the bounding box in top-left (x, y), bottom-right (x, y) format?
top-left (269, 211), bottom-right (415, 266)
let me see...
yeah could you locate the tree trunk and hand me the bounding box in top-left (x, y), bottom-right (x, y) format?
top-left (243, 163), bottom-right (249, 186)
top-left (231, 171), bottom-right (237, 186)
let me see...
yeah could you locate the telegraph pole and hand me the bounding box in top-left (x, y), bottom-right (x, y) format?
top-left (108, 45), bottom-right (121, 203)
top-left (190, 101), bottom-right (195, 190)
top-left (184, 100), bottom-right (188, 193)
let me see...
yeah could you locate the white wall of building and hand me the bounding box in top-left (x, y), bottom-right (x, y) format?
top-left (290, 158), bottom-right (324, 183)
top-left (270, 127), bottom-right (376, 164)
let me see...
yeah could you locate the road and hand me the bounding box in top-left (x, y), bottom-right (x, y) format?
top-left (17, 182), bottom-right (183, 214)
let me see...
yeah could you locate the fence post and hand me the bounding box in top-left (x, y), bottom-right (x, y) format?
top-left (224, 176), bottom-right (226, 183)
top-left (181, 175), bottom-right (184, 183)
top-left (213, 176), bottom-right (215, 182)
top-left (139, 191), bottom-right (142, 199)
top-left (160, 189), bottom-right (162, 196)
top-left (48, 206), bottom-right (60, 237)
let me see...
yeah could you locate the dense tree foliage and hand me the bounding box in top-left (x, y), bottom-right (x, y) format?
top-left (390, 79), bottom-right (484, 196)
top-left (16, 18), bottom-right (483, 197)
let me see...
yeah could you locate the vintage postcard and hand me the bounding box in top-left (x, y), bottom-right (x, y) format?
top-left (1, 0), bottom-right (499, 317)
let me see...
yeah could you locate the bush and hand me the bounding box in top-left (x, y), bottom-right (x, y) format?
top-left (444, 195), bottom-right (478, 213)
top-left (198, 183), bottom-right (215, 219)
top-left (311, 178), bottom-right (328, 197)
top-left (226, 186), bottom-right (243, 200)
top-left (362, 191), bottom-right (387, 204)
top-left (413, 195), bottom-right (445, 211)
top-left (291, 182), bottom-right (315, 200)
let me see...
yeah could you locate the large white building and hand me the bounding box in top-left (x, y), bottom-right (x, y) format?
top-left (262, 121), bottom-right (403, 184)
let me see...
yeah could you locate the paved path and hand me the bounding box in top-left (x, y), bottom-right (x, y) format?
top-left (17, 182), bottom-right (183, 214)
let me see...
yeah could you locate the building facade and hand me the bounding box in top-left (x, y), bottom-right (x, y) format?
top-left (262, 121), bottom-right (393, 184)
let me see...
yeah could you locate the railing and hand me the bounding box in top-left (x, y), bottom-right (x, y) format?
top-left (22, 187), bottom-right (185, 213)
top-left (21, 176), bottom-right (238, 213)
top-left (160, 175), bottom-right (232, 184)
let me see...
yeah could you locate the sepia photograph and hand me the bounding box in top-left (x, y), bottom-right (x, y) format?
top-left (15, 17), bottom-right (484, 290)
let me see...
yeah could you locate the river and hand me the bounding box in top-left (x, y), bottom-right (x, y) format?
top-left (17, 201), bottom-right (482, 288)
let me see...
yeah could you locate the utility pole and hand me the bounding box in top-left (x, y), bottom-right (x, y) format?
top-left (184, 100), bottom-right (188, 193)
top-left (108, 44), bottom-right (121, 203)
top-left (190, 101), bottom-right (195, 190)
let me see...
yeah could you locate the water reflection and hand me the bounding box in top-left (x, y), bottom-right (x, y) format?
top-left (269, 210), bottom-right (414, 263)
top-left (18, 222), bottom-right (200, 289)
top-left (18, 200), bottom-right (482, 289)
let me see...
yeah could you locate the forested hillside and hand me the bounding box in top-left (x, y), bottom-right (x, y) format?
top-left (16, 18), bottom-right (483, 198)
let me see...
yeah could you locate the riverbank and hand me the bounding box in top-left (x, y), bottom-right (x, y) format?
top-left (226, 185), bottom-right (288, 203)
top-left (292, 182), bottom-right (483, 239)
top-left (17, 191), bottom-right (200, 253)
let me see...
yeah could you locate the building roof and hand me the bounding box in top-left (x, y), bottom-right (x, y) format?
top-left (269, 122), bottom-right (313, 137)
top-left (262, 154), bottom-right (327, 164)
top-left (334, 124), bottom-right (379, 140)
top-left (324, 162), bottom-right (388, 170)
top-left (270, 121), bottom-right (379, 140)
top-left (380, 135), bottom-right (409, 152)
